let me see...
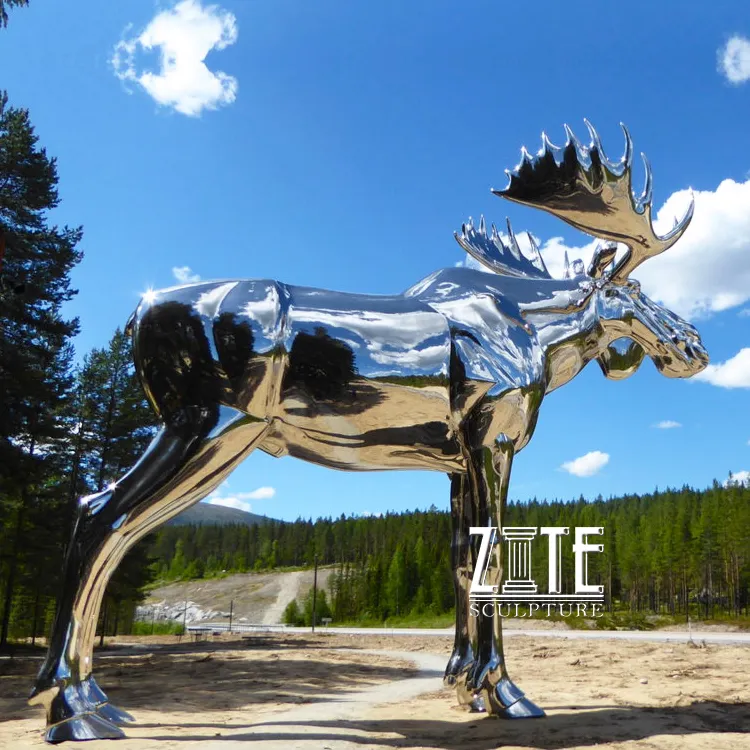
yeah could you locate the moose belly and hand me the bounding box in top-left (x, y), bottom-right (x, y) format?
top-left (258, 285), bottom-right (463, 470)
top-left (260, 379), bottom-right (464, 472)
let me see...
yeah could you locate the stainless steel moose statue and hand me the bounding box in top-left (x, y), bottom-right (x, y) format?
top-left (30, 123), bottom-right (708, 742)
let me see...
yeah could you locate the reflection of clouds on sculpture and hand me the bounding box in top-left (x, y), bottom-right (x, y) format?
top-left (431, 281), bottom-right (462, 298)
top-left (289, 307), bottom-right (446, 348)
top-left (429, 293), bottom-right (540, 388)
top-left (533, 305), bottom-right (596, 350)
top-left (240, 285), bottom-right (281, 336)
top-left (194, 282), bottom-right (237, 318)
top-left (287, 305), bottom-right (450, 377)
top-left (368, 342), bottom-right (450, 370)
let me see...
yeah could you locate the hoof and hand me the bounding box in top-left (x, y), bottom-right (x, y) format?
top-left (444, 648), bottom-right (475, 687)
top-left (482, 677), bottom-right (545, 719)
top-left (30, 677), bottom-right (132, 740)
top-left (45, 713), bottom-right (125, 743)
top-left (79, 676), bottom-right (135, 724)
top-left (467, 694), bottom-right (486, 712)
top-left (95, 702), bottom-right (135, 725)
top-left (452, 674), bottom-right (479, 708)
top-left (499, 695), bottom-right (546, 719)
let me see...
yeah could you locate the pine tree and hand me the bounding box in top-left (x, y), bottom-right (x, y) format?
top-left (0, 91), bottom-right (82, 647)
top-left (0, 0), bottom-right (28, 28)
top-left (73, 328), bottom-right (155, 492)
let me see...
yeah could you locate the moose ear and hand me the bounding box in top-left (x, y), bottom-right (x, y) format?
top-left (587, 244), bottom-right (618, 279)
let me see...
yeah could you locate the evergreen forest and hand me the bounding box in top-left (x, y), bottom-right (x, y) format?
top-left (1, 88), bottom-right (749, 648)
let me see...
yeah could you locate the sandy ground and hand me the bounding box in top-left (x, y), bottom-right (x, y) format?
top-left (1, 632), bottom-right (749, 749)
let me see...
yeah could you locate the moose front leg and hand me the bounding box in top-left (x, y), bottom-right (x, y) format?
top-left (464, 436), bottom-right (544, 719)
top-left (29, 406), bottom-right (269, 743)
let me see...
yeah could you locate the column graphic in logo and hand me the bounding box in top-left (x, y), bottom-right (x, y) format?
top-left (502, 527), bottom-right (538, 594)
top-left (469, 526), bottom-right (605, 618)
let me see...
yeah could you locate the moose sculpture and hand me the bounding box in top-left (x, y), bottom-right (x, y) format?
top-left (30, 123), bottom-right (708, 742)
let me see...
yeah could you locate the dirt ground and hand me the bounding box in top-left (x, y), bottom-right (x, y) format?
top-left (1, 632), bottom-right (749, 749)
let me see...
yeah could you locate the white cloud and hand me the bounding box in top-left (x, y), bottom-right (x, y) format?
top-left (112, 0), bottom-right (238, 117)
top-left (636, 181), bottom-right (750, 318)
top-left (653, 420), bottom-right (682, 429)
top-left (242, 486), bottom-right (276, 500)
top-left (739, 308), bottom-right (750, 317)
top-left (560, 451), bottom-right (609, 477)
top-left (694, 347), bottom-right (750, 388)
top-left (207, 495), bottom-right (253, 513)
top-left (718, 35), bottom-right (750, 84)
top-left (204, 484), bottom-right (276, 513)
top-left (725, 470), bottom-right (750, 487)
top-left (172, 265), bottom-right (201, 283)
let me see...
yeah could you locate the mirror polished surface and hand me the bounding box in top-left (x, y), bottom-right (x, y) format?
top-left (30, 123), bottom-right (708, 741)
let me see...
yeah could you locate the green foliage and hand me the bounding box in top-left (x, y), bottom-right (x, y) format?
top-left (0, 91), bottom-right (83, 646)
top-left (303, 588), bottom-right (331, 626)
top-left (130, 621), bottom-right (185, 636)
top-left (335, 611), bottom-right (455, 629)
top-left (282, 599), bottom-right (304, 626)
top-left (145, 483), bottom-right (750, 626)
top-left (0, 93), bottom-right (157, 645)
top-left (284, 589), bottom-right (333, 627)
top-left (0, 0), bottom-right (28, 29)
top-left (593, 611), bottom-right (654, 631)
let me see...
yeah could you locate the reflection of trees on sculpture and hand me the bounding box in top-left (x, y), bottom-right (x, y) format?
top-left (30, 124), bottom-right (709, 742)
top-left (283, 327), bottom-right (357, 402)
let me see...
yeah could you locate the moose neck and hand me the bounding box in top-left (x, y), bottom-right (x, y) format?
top-left (518, 282), bottom-right (602, 394)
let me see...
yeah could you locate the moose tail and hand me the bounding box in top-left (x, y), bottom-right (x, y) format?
top-left (125, 309), bottom-right (137, 336)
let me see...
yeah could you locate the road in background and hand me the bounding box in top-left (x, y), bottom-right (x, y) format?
top-left (190, 623), bottom-right (750, 646)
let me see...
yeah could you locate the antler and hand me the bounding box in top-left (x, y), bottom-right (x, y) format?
top-left (493, 121), bottom-right (694, 284)
top-left (455, 215), bottom-right (551, 279)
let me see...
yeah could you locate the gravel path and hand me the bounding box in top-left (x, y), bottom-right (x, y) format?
top-left (186, 649), bottom-right (446, 750)
top-left (261, 570), bottom-right (304, 624)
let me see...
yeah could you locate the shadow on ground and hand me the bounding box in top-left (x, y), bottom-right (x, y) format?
top-left (0, 642), bottom-right (420, 720)
top-left (134, 702), bottom-right (750, 748)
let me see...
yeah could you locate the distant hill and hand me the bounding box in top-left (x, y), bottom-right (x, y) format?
top-left (167, 502), bottom-right (276, 527)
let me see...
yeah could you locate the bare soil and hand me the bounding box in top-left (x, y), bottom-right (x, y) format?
top-left (145, 568), bottom-right (336, 625)
top-left (1, 632), bottom-right (748, 749)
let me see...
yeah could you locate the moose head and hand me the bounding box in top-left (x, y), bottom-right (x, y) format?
top-left (456, 121), bottom-right (709, 383)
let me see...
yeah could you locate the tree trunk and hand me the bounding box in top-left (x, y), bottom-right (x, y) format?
top-left (31, 584), bottom-right (41, 646)
top-left (0, 489), bottom-right (27, 648)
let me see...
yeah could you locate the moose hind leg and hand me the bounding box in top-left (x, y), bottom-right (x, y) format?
top-left (444, 473), bottom-right (478, 706)
top-left (30, 406), bottom-right (269, 742)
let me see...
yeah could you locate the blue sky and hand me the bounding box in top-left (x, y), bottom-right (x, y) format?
top-left (1, 0), bottom-right (749, 521)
